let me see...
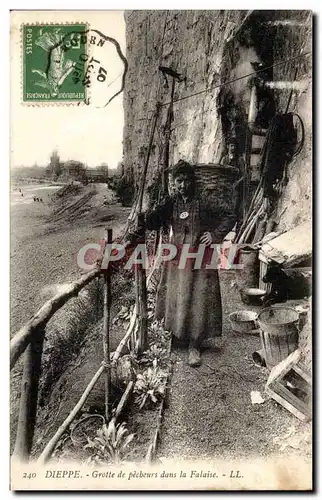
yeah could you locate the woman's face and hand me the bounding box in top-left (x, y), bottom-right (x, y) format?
top-left (174, 174), bottom-right (192, 197)
top-left (228, 143), bottom-right (236, 157)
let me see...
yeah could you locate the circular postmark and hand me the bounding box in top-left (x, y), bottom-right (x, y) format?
top-left (59, 28), bottom-right (127, 108)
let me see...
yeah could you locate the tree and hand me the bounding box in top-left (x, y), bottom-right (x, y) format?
top-left (50, 150), bottom-right (61, 177)
top-left (62, 160), bottom-right (86, 182)
top-left (46, 150), bottom-right (62, 179)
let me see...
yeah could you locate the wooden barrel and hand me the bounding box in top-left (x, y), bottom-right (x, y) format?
top-left (258, 306), bottom-right (299, 368)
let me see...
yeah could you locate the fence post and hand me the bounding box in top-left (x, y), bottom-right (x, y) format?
top-left (13, 328), bottom-right (45, 461)
top-left (135, 213), bottom-right (148, 355)
top-left (103, 228), bottom-right (113, 422)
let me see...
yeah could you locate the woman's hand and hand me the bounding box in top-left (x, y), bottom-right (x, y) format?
top-left (223, 230), bottom-right (237, 243)
top-left (200, 231), bottom-right (213, 246)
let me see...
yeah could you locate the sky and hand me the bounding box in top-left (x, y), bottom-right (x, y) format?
top-left (10, 11), bottom-right (126, 169)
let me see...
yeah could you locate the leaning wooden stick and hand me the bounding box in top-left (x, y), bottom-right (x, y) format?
top-left (113, 381), bottom-right (134, 421)
top-left (10, 268), bottom-right (100, 370)
top-left (103, 228), bottom-right (113, 421)
top-left (37, 364), bottom-right (106, 464)
top-left (112, 252), bottom-right (162, 362)
top-left (112, 305), bottom-right (138, 364)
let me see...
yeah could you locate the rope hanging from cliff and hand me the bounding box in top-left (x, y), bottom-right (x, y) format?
top-left (137, 102), bottom-right (162, 213)
top-left (159, 53), bottom-right (312, 134)
top-left (160, 51), bottom-right (311, 107)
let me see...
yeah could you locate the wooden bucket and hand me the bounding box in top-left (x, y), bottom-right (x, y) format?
top-left (258, 306), bottom-right (299, 368)
top-left (235, 246), bottom-right (259, 291)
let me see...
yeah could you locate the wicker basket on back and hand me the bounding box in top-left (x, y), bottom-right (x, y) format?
top-left (193, 163), bottom-right (240, 213)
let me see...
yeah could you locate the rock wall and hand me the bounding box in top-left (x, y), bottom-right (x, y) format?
top-left (271, 11), bottom-right (312, 231)
top-left (123, 10), bottom-right (249, 188)
top-left (123, 10), bottom-right (312, 232)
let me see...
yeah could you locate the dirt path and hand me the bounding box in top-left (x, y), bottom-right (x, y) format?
top-left (158, 271), bottom-right (311, 462)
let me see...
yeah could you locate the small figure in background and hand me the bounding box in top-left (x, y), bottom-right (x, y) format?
top-left (220, 141), bottom-right (245, 174)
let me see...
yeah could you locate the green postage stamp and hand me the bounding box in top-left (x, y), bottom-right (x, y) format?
top-left (23, 24), bottom-right (87, 102)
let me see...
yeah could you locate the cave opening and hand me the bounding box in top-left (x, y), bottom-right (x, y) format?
top-left (217, 11), bottom-right (277, 163)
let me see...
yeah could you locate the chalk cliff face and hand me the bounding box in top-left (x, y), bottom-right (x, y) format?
top-left (123, 11), bottom-right (248, 185)
top-left (123, 10), bottom-right (312, 231)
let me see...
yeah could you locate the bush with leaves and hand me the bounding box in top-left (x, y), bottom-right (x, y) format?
top-left (84, 420), bottom-right (135, 465)
top-left (134, 361), bottom-right (168, 409)
top-left (111, 176), bottom-right (134, 206)
top-left (149, 320), bottom-right (172, 348)
top-left (140, 344), bottom-right (169, 366)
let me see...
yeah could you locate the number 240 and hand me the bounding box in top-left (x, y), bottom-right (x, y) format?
top-left (23, 472), bottom-right (36, 479)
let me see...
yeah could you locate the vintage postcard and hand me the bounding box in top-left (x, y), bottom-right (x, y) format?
top-left (10, 10), bottom-right (312, 491)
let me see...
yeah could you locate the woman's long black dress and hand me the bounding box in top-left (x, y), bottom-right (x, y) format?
top-left (146, 192), bottom-right (236, 345)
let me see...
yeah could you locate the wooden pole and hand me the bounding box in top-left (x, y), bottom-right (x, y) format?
top-left (153, 76), bottom-right (176, 256)
top-left (121, 102), bottom-right (161, 241)
top-left (135, 213), bottom-right (148, 355)
top-left (160, 77), bottom-right (175, 192)
top-left (12, 328), bottom-right (45, 461)
top-left (103, 228), bottom-right (113, 422)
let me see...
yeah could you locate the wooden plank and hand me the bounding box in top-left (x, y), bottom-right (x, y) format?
top-left (135, 213), bottom-right (148, 355)
top-left (260, 221), bottom-right (312, 267)
top-left (103, 228), bottom-right (113, 422)
top-left (272, 382), bottom-right (311, 417)
top-left (293, 364), bottom-right (312, 384)
top-left (266, 387), bottom-right (308, 421)
top-left (266, 349), bottom-right (301, 386)
top-left (266, 348), bottom-right (312, 421)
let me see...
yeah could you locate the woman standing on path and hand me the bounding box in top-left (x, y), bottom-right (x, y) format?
top-left (145, 160), bottom-right (236, 367)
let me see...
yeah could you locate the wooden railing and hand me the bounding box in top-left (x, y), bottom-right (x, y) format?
top-left (10, 224), bottom-right (156, 463)
top-left (11, 268), bottom-right (100, 461)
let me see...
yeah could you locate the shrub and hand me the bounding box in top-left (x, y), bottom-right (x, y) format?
top-left (111, 176), bottom-right (135, 206)
top-left (84, 420), bottom-right (135, 465)
top-left (134, 361), bottom-right (168, 409)
top-left (140, 344), bottom-right (169, 366)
